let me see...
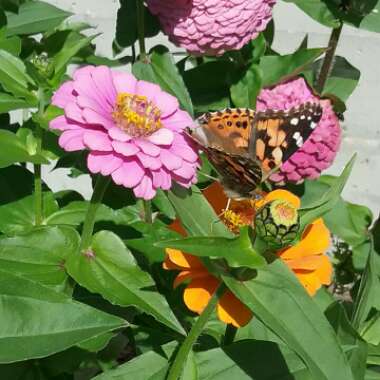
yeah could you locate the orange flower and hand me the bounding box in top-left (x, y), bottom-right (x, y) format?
top-left (255, 189), bottom-right (332, 296)
top-left (204, 182), bottom-right (332, 296)
top-left (163, 182), bottom-right (333, 326)
top-left (164, 248), bottom-right (252, 327)
top-left (279, 219), bottom-right (332, 295)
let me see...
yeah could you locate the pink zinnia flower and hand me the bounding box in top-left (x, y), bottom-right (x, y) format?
top-left (146, 0), bottom-right (276, 56)
top-left (256, 77), bottom-right (341, 184)
top-left (50, 66), bottom-right (199, 200)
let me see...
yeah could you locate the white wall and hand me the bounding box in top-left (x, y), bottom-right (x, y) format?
top-left (44, 0), bottom-right (380, 218)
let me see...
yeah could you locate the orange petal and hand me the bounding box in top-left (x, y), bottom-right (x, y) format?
top-left (202, 181), bottom-right (229, 215)
top-left (217, 290), bottom-right (253, 327)
top-left (314, 255), bottom-right (333, 285)
top-left (280, 218), bottom-right (330, 260)
top-left (169, 219), bottom-right (187, 237)
top-left (183, 276), bottom-right (219, 314)
top-left (173, 269), bottom-right (210, 288)
top-left (165, 248), bottom-right (204, 270)
top-left (284, 255), bottom-right (325, 270)
top-left (293, 271), bottom-right (322, 296)
top-left (256, 189), bottom-right (301, 210)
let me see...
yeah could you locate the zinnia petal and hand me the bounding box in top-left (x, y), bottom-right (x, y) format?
top-left (217, 290), bottom-right (253, 328)
top-left (280, 219), bottom-right (330, 260)
top-left (183, 277), bottom-right (219, 314)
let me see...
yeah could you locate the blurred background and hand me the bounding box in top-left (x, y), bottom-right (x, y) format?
top-left (44, 0), bottom-right (380, 218)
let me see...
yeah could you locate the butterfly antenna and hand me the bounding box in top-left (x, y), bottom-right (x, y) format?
top-left (197, 171), bottom-right (219, 181)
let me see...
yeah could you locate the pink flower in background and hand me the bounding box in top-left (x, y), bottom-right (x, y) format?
top-left (146, 0), bottom-right (276, 56)
top-left (256, 77), bottom-right (341, 184)
top-left (50, 66), bottom-right (199, 200)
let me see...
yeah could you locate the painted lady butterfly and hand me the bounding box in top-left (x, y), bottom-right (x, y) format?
top-left (187, 102), bottom-right (323, 199)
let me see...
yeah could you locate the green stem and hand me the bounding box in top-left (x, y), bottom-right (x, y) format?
top-left (34, 89), bottom-right (45, 226)
top-left (316, 23), bottom-right (343, 93)
top-left (80, 176), bottom-right (111, 252)
top-left (136, 0), bottom-right (147, 61)
top-left (222, 324), bottom-right (237, 346)
top-left (143, 200), bottom-right (153, 224)
top-left (167, 284), bottom-right (226, 380)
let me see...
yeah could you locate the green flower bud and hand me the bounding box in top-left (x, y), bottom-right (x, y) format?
top-left (254, 199), bottom-right (299, 248)
top-left (31, 53), bottom-right (54, 78)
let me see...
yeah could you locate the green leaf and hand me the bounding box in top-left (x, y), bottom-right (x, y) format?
top-left (114, 0), bottom-right (160, 49)
top-left (325, 302), bottom-right (367, 380)
top-left (0, 226), bottom-right (79, 290)
top-left (230, 64), bottom-right (262, 108)
top-left (0, 270), bottom-right (126, 363)
top-left (133, 47), bottom-right (194, 116)
top-left (0, 130), bottom-right (48, 168)
top-left (153, 189), bottom-right (176, 219)
top-left (77, 331), bottom-right (116, 353)
top-left (0, 92), bottom-right (29, 113)
top-left (323, 197), bottom-right (372, 269)
top-left (5, 1), bottom-right (72, 36)
top-left (0, 49), bottom-right (36, 99)
top-left (168, 184), bottom-right (232, 238)
top-left (0, 165), bottom-right (34, 204)
top-left (181, 350), bottom-right (198, 380)
top-left (352, 244), bottom-right (380, 329)
top-left (299, 154), bottom-right (356, 230)
top-left (223, 260), bottom-right (354, 380)
top-left (304, 56), bottom-right (360, 101)
top-left (283, 0), bottom-right (341, 28)
top-left (45, 201), bottom-right (141, 227)
top-left (126, 222), bottom-right (180, 264)
top-left (93, 343), bottom-right (177, 380)
top-left (66, 230), bottom-right (185, 335)
top-left (196, 340), bottom-right (312, 380)
top-left (324, 199), bottom-right (372, 247)
top-left (366, 368), bottom-right (380, 380)
top-left (0, 192), bottom-right (58, 235)
top-left (0, 35), bottom-right (21, 55)
top-left (156, 226), bottom-right (266, 269)
top-left (53, 32), bottom-right (96, 74)
top-left (361, 311), bottom-right (380, 345)
top-left (183, 60), bottom-right (235, 113)
top-left (259, 48), bottom-right (325, 87)
top-left (360, 1), bottom-right (380, 32)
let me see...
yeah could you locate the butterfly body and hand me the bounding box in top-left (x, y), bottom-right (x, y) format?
top-left (188, 103), bottom-right (323, 199)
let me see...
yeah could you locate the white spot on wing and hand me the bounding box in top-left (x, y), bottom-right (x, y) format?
top-left (311, 122), bottom-right (317, 129)
top-left (290, 117), bottom-right (299, 126)
top-left (293, 131), bottom-right (303, 147)
top-left (300, 115), bottom-right (306, 120)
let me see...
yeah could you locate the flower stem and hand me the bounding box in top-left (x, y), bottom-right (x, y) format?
top-left (167, 284), bottom-right (226, 380)
top-left (80, 175), bottom-right (110, 252)
top-left (222, 324), bottom-right (237, 346)
top-left (136, 0), bottom-right (147, 61)
top-left (34, 89), bottom-right (45, 226)
top-left (143, 200), bottom-right (153, 224)
top-left (316, 23), bottom-right (343, 93)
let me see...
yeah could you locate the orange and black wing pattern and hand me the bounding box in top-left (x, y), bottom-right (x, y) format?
top-left (254, 102), bottom-right (323, 175)
top-left (188, 102), bottom-right (323, 199)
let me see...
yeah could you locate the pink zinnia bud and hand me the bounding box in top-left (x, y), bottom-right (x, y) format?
top-left (256, 77), bottom-right (342, 184)
top-left (146, 0), bottom-right (276, 56)
top-left (50, 66), bottom-right (199, 200)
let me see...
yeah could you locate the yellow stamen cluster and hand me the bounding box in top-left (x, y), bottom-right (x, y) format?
top-left (112, 92), bottom-right (162, 137)
top-left (221, 209), bottom-right (245, 232)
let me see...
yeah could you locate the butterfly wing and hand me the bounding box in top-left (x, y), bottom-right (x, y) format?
top-left (188, 108), bottom-right (262, 198)
top-left (252, 102), bottom-right (323, 177)
top-left (189, 102), bottom-right (323, 198)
